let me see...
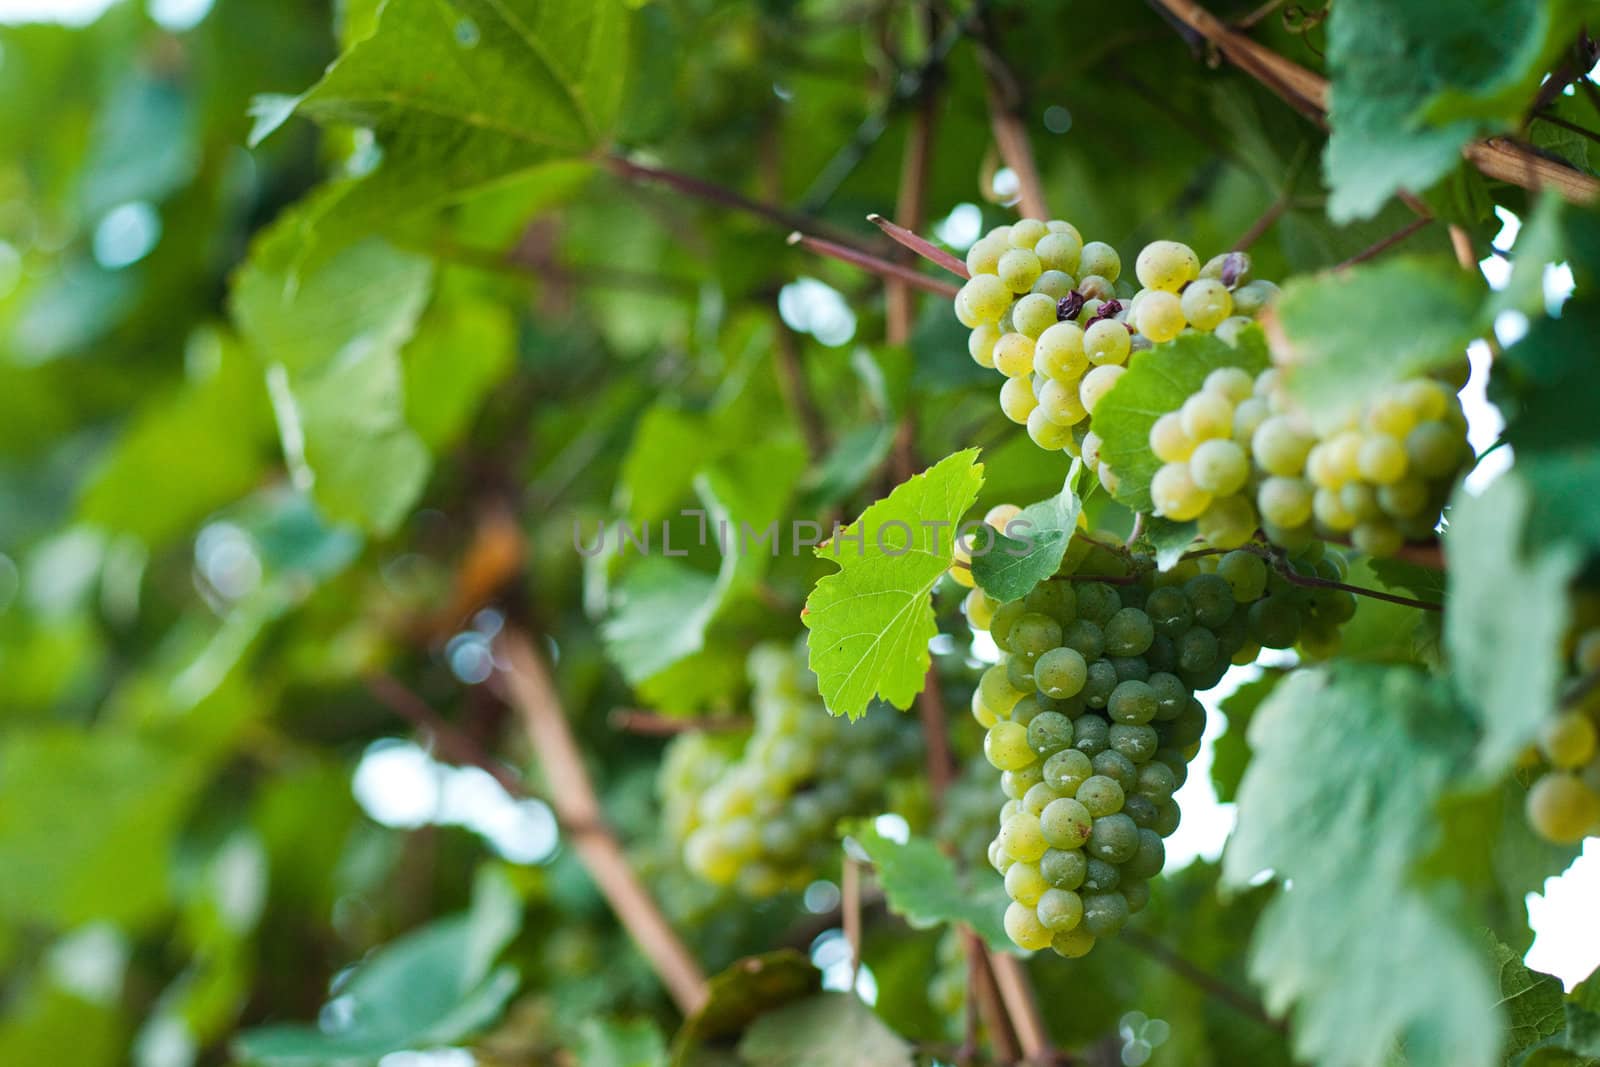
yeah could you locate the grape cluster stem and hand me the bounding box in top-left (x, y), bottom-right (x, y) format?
top-left (1180, 544), bottom-right (1444, 612)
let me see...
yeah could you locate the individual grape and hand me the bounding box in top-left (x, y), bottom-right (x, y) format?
top-left (1351, 520), bottom-right (1403, 558)
top-left (1035, 231), bottom-right (1083, 273)
top-left (1043, 748), bottom-right (1094, 794)
top-left (1012, 613), bottom-right (1064, 656)
top-left (968, 323), bottom-right (1001, 368)
top-left (1145, 587), bottom-right (1193, 636)
top-left (1184, 574), bottom-right (1233, 626)
top-left (1036, 647), bottom-right (1089, 699)
top-left (1000, 810), bottom-right (1050, 861)
top-left (1135, 289), bottom-right (1185, 343)
top-left (1091, 749), bottom-right (1139, 792)
top-left (1078, 276), bottom-right (1115, 302)
top-left (1051, 927), bottom-right (1096, 958)
top-left (1204, 367), bottom-right (1255, 404)
top-left (1134, 761), bottom-right (1177, 804)
top-left (1151, 462), bottom-right (1212, 521)
top-left (1109, 723), bottom-right (1159, 763)
top-left (1076, 582), bottom-right (1121, 624)
top-left (1081, 892), bottom-right (1131, 937)
top-left (1009, 218), bottom-right (1051, 248)
top-left (1176, 627), bottom-right (1219, 675)
top-left (1034, 321), bottom-right (1088, 380)
top-left (1036, 888), bottom-right (1085, 931)
top-left (1000, 375), bottom-right (1038, 424)
top-left (1040, 797), bottom-right (1094, 849)
top-left (1086, 812), bottom-right (1139, 863)
top-left (1217, 550), bottom-right (1268, 602)
top-left (957, 273), bottom-right (1013, 325)
top-left (1039, 377), bottom-right (1088, 426)
top-left (1231, 279), bottom-right (1279, 316)
top-left (1214, 315), bottom-right (1255, 347)
top-left (1377, 477), bottom-right (1427, 518)
top-left (1248, 594), bottom-right (1302, 649)
top-left (1135, 240), bottom-right (1200, 292)
top-left (1148, 673), bottom-right (1189, 721)
top-left (1181, 277), bottom-right (1234, 331)
top-left (1081, 857), bottom-right (1121, 893)
top-left (1072, 711), bottom-right (1111, 755)
top-left (1005, 900), bottom-right (1055, 950)
top-left (1082, 661), bottom-right (1121, 711)
top-left (1079, 241), bottom-right (1121, 282)
top-left (1258, 476), bottom-right (1313, 528)
top-left (1197, 495), bottom-right (1257, 551)
top-left (1407, 421), bottom-right (1465, 479)
top-left (1153, 800), bottom-right (1182, 837)
top-left (1200, 250), bottom-right (1252, 286)
top-left (1105, 609), bottom-right (1156, 657)
top-left (1061, 619), bottom-right (1105, 661)
top-left (1357, 433), bottom-right (1408, 485)
top-left (1233, 396), bottom-right (1270, 443)
top-left (1028, 406), bottom-right (1075, 450)
top-left (1079, 364), bottom-right (1126, 415)
top-left (986, 721), bottom-right (1036, 771)
top-left (1077, 774), bottom-right (1125, 816)
top-left (1189, 439), bottom-right (1250, 495)
top-left (1002, 764), bottom-right (1044, 799)
top-left (993, 332), bottom-right (1036, 378)
top-left (1041, 847), bottom-right (1088, 890)
top-left (966, 233), bottom-right (1009, 275)
top-left (1108, 679), bottom-right (1158, 724)
top-left (1150, 411), bottom-right (1195, 463)
top-left (1122, 829), bottom-right (1166, 881)
top-left (1180, 391), bottom-right (1233, 441)
top-left (1123, 880), bottom-right (1151, 914)
top-left (1028, 711), bottom-right (1076, 755)
top-left (1085, 318), bottom-right (1132, 366)
top-left (1252, 415), bottom-right (1313, 476)
top-left (998, 248), bottom-right (1044, 293)
top-left (1012, 293), bottom-right (1060, 338)
top-left (964, 588), bottom-right (999, 631)
top-left (1032, 269), bottom-right (1077, 301)
top-left (1005, 861), bottom-right (1049, 906)
top-left (1539, 711), bottom-right (1597, 769)
top-left (1525, 773), bottom-right (1600, 845)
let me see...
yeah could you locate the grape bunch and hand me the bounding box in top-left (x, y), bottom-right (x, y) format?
top-left (960, 533), bottom-right (1334, 956)
top-left (951, 221), bottom-right (1278, 467)
top-left (663, 642), bottom-right (924, 897)
top-left (1524, 624), bottom-right (1600, 844)
top-left (1146, 364), bottom-right (1473, 557)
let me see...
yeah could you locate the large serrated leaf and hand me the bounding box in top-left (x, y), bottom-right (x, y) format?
top-left (1090, 327), bottom-right (1270, 513)
top-left (803, 450), bottom-right (984, 718)
top-left (737, 994), bottom-right (913, 1067)
top-left (847, 823), bottom-right (1013, 953)
top-left (1223, 664), bottom-right (1501, 1067)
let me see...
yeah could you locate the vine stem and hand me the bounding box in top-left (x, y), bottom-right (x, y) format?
top-left (607, 709), bottom-right (753, 735)
top-left (1179, 543), bottom-right (1444, 611)
top-left (495, 630), bottom-right (711, 1015)
top-left (1334, 217), bottom-right (1434, 269)
top-left (988, 952), bottom-right (1069, 1065)
top-left (1146, 0), bottom-right (1600, 204)
top-left (1230, 191), bottom-right (1290, 252)
top-left (787, 231), bottom-right (962, 298)
top-left (974, 14), bottom-right (1050, 219)
top-left (870, 213), bottom-right (971, 279)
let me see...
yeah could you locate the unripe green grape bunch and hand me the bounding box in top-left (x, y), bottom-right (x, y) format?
top-left (1523, 622), bottom-right (1600, 844)
top-left (1146, 364), bottom-right (1473, 557)
top-left (664, 642), bottom-right (924, 896)
top-left (958, 531), bottom-right (1333, 956)
top-left (952, 221), bottom-right (1278, 476)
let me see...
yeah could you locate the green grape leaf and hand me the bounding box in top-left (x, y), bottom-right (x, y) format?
top-left (1222, 664), bottom-right (1500, 1067)
top-left (803, 450), bottom-right (984, 718)
top-left (233, 869), bottom-right (521, 1066)
top-left (0, 726), bottom-right (209, 929)
top-left (1323, 0), bottom-right (1584, 221)
top-left (1210, 669), bottom-right (1283, 805)
top-left (846, 823), bottom-right (1013, 953)
top-left (737, 993), bottom-right (914, 1067)
top-left (1091, 326), bottom-right (1269, 513)
top-left (401, 291), bottom-right (516, 450)
top-left (1445, 473), bottom-right (1580, 775)
top-left (0, 983), bottom-right (121, 1067)
top-left (1273, 258), bottom-right (1485, 431)
top-left (1517, 972), bottom-right (1600, 1066)
top-left (1141, 516), bottom-right (1198, 571)
top-left (670, 950), bottom-right (820, 1067)
top-left (575, 1017), bottom-right (667, 1067)
top-left (1489, 938), bottom-right (1569, 1058)
top-left (250, 0), bottom-right (630, 257)
top-left (971, 471), bottom-right (1081, 603)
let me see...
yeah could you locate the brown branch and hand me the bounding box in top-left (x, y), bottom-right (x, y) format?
top-left (608, 709), bottom-right (753, 735)
top-left (787, 231), bottom-right (962, 297)
top-left (1195, 543), bottom-right (1444, 608)
top-left (886, 87), bottom-right (943, 343)
top-left (1334, 216), bottom-right (1434, 270)
top-left (842, 856), bottom-right (864, 984)
top-left (495, 630), bottom-right (710, 1015)
top-left (967, 932), bottom-right (1023, 1064)
top-left (1447, 225), bottom-right (1477, 272)
top-left (365, 672), bottom-right (529, 802)
top-left (1121, 928), bottom-right (1285, 1033)
top-left (988, 952), bottom-right (1067, 1065)
top-left (976, 48), bottom-right (1050, 219)
top-left (1148, 0), bottom-right (1600, 204)
top-left (773, 318), bottom-right (831, 462)
top-left (869, 213), bottom-right (971, 280)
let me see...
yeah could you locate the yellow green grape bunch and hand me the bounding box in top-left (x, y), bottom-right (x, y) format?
top-left (663, 642), bottom-right (924, 896)
top-left (959, 532), bottom-right (1330, 957)
top-left (1524, 622), bottom-right (1600, 844)
top-left (951, 221), bottom-right (1278, 460)
top-left (1147, 365), bottom-right (1472, 557)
